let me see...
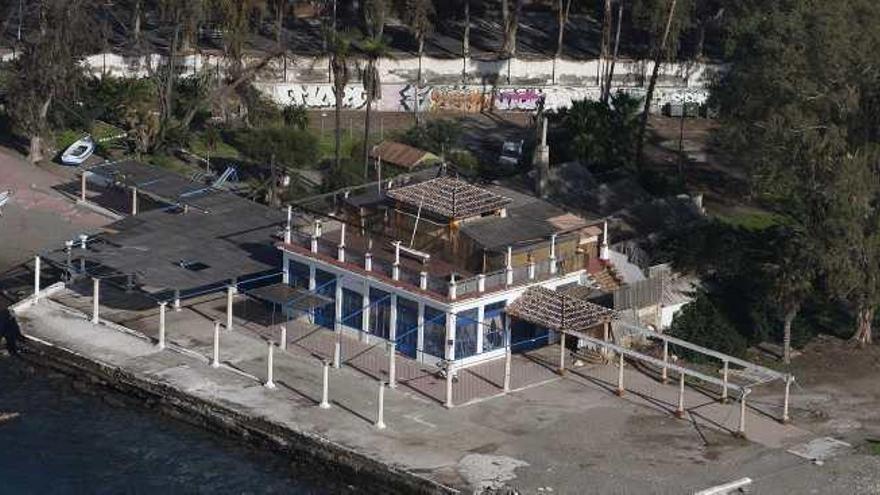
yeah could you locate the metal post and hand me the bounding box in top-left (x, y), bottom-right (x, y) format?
top-left (616, 353), bottom-right (625, 396)
top-left (445, 364), bottom-right (454, 408)
top-left (33, 255), bottom-right (41, 302)
top-left (265, 341), bottom-right (276, 389)
top-left (157, 302), bottom-right (166, 349)
top-left (661, 340), bottom-right (669, 383)
top-left (558, 332), bottom-right (566, 375)
top-left (782, 375), bottom-right (792, 424)
top-left (376, 382), bottom-right (387, 429)
top-left (319, 361), bottom-right (331, 408)
top-left (91, 277), bottom-right (100, 323)
top-left (226, 285), bottom-right (235, 331)
top-left (211, 322), bottom-right (220, 368)
top-left (676, 372), bottom-right (686, 418)
top-left (388, 342), bottom-right (397, 388)
top-left (721, 360), bottom-right (729, 403)
top-left (279, 325), bottom-right (287, 350)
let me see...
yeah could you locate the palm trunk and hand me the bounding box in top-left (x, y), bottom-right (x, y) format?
top-left (133, 0), bottom-right (142, 46)
top-left (28, 96), bottom-right (53, 164)
top-left (635, 0), bottom-right (678, 172)
top-left (363, 91), bottom-right (373, 180)
top-left (334, 88), bottom-right (343, 174)
top-left (416, 37), bottom-right (424, 126)
top-left (783, 305), bottom-right (798, 364)
top-left (462, 0), bottom-right (470, 81)
top-left (854, 306), bottom-right (874, 346)
top-left (602, 0), bottom-right (624, 104)
top-left (600, 0), bottom-right (612, 93)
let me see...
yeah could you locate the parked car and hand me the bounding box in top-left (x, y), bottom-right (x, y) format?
top-left (497, 140), bottom-right (524, 168)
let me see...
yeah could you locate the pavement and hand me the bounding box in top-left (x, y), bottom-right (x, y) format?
top-left (13, 282), bottom-right (880, 494)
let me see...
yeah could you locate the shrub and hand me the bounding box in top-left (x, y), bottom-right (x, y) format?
top-left (668, 291), bottom-right (748, 362)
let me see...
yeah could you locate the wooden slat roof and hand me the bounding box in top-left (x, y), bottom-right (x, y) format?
top-left (507, 286), bottom-right (617, 333)
top-left (386, 176), bottom-right (512, 220)
top-left (369, 141), bottom-right (436, 170)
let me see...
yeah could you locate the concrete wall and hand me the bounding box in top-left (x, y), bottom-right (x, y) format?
top-left (79, 52), bottom-right (716, 114)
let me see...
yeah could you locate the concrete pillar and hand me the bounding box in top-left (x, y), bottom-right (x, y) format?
top-left (376, 382), bottom-right (387, 429)
top-left (782, 375), bottom-right (792, 424)
top-left (226, 285), bottom-right (235, 331)
top-left (334, 276), bottom-right (343, 332)
top-left (600, 221), bottom-right (610, 261)
top-left (388, 342), bottom-right (397, 389)
top-left (264, 341), bottom-right (276, 389)
top-left (337, 223), bottom-right (346, 262)
top-left (310, 235), bottom-right (318, 253)
top-left (602, 322), bottom-right (610, 361)
top-left (157, 302), bottom-right (166, 350)
top-left (80, 173), bottom-right (87, 201)
top-left (721, 360), bottom-right (729, 403)
top-left (319, 361), bottom-right (331, 408)
top-left (676, 372), bottom-right (686, 418)
top-left (308, 265), bottom-right (316, 290)
top-left (616, 352), bottom-right (625, 396)
top-left (362, 280), bottom-right (371, 338)
top-left (445, 364), bottom-right (454, 409)
top-left (211, 321), bottom-right (221, 368)
top-left (33, 255), bottom-right (41, 302)
top-left (549, 233), bottom-right (558, 274)
top-left (419, 271), bottom-right (428, 290)
top-left (91, 277), bottom-right (100, 324)
top-left (131, 187), bottom-right (138, 216)
top-left (279, 325), bottom-right (287, 350)
top-left (173, 289), bottom-right (181, 311)
top-left (365, 252), bottom-right (373, 272)
top-left (445, 312), bottom-right (457, 361)
top-left (738, 391), bottom-right (748, 437)
top-left (477, 274), bottom-right (485, 293)
top-left (505, 246), bottom-right (513, 286)
top-left (284, 205), bottom-right (292, 243)
top-left (448, 275), bottom-right (457, 300)
top-left (662, 340), bottom-right (669, 383)
top-left (503, 339), bottom-right (512, 393)
top-left (528, 260), bottom-right (536, 280)
top-left (559, 332), bottom-right (567, 375)
top-left (416, 302), bottom-right (425, 361)
top-left (392, 241), bottom-right (401, 281)
top-left (476, 305), bottom-right (485, 355)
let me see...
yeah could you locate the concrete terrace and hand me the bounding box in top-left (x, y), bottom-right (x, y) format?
top-left (11, 282), bottom-right (828, 494)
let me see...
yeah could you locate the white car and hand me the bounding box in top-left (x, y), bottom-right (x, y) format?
top-left (498, 140), bottom-right (524, 167)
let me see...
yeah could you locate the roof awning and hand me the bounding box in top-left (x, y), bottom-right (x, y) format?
top-left (506, 286), bottom-right (616, 333)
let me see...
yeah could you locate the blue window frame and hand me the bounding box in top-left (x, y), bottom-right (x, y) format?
top-left (396, 297), bottom-right (418, 358)
top-left (313, 269), bottom-right (336, 329)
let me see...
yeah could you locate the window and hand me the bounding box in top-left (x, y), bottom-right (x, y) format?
top-left (370, 287), bottom-right (391, 339)
top-left (423, 306), bottom-right (446, 358)
top-left (341, 288), bottom-right (362, 331)
top-left (483, 302), bottom-right (506, 352)
top-left (456, 309), bottom-right (478, 359)
top-left (288, 260), bottom-right (310, 288)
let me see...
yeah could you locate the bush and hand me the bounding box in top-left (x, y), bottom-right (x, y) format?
top-left (399, 119), bottom-right (461, 157)
top-left (668, 291), bottom-right (748, 362)
top-left (232, 126), bottom-right (319, 170)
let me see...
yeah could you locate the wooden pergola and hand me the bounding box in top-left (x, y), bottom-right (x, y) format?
top-left (506, 286), bottom-right (617, 334)
top-left (386, 176), bottom-right (512, 220)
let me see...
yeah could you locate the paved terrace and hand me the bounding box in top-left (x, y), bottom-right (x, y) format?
top-left (10, 282), bottom-right (834, 493)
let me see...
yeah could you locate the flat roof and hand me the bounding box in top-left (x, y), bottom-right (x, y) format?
top-left (45, 161), bottom-right (286, 298)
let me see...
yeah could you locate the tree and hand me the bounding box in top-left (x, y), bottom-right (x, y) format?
top-left (501, 0), bottom-right (522, 59)
top-left (360, 35), bottom-right (391, 179)
top-left (400, 0), bottom-right (434, 125)
top-left (553, 93), bottom-right (641, 171)
top-left (6, 0), bottom-right (96, 163)
top-left (552, 0), bottom-right (573, 83)
top-left (400, 119), bottom-right (461, 158)
top-left (601, 0), bottom-right (625, 103)
top-left (669, 291), bottom-right (748, 361)
top-left (327, 31), bottom-right (352, 176)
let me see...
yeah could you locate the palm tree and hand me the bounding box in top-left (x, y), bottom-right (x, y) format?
top-left (401, 0), bottom-right (434, 125)
top-left (553, 0), bottom-right (572, 83)
top-left (328, 31), bottom-right (352, 175)
top-left (360, 35), bottom-right (390, 179)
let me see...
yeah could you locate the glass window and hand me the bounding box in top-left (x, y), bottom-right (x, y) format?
top-left (483, 302), bottom-right (506, 352)
top-left (423, 306), bottom-right (446, 358)
top-left (369, 287), bottom-right (391, 339)
top-left (456, 309), bottom-right (479, 359)
top-left (288, 260), bottom-right (310, 288)
top-left (341, 288), bottom-right (362, 331)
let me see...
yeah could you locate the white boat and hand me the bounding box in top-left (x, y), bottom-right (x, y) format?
top-left (61, 135), bottom-right (95, 165)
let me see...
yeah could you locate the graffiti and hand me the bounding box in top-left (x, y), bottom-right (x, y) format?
top-left (494, 89), bottom-right (545, 111)
top-left (287, 84), bottom-right (367, 109)
top-left (398, 84), bottom-right (433, 112)
top-left (428, 86), bottom-right (492, 113)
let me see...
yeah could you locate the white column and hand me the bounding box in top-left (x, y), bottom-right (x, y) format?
top-left (559, 332), bottom-right (566, 375)
top-left (721, 360), bottom-right (729, 403)
top-left (131, 187), bottom-right (138, 216)
top-left (211, 321), bottom-right (221, 368)
top-left (80, 172), bottom-right (87, 201)
top-left (157, 302), bottom-right (166, 349)
top-left (392, 241), bottom-right (401, 281)
top-left (308, 265), bottom-right (316, 290)
top-left (616, 352), bottom-right (625, 396)
top-left (416, 302), bottom-right (425, 362)
top-left (528, 259), bottom-right (536, 280)
top-left (445, 365), bottom-right (454, 408)
top-left (477, 273), bottom-right (485, 293)
top-left (676, 372), bottom-right (686, 418)
top-left (226, 285), bottom-right (235, 331)
top-left (661, 340), bottom-right (669, 383)
top-left (503, 338), bottom-right (512, 393)
top-left (279, 325), bottom-right (287, 350)
top-left (388, 294), bottom-right (398, 388)
top-left (738, 391), bottom-right (748, 437)
top-left (173, 289), bottom-right (181, 311)
top-left (600, 220), bottom-right (610, 261)
top-left (334, 276), bottom-right (343, 331)
top-left (549, 233), bottom-right (558, 274)
top-left (337, 223), bottom-right (346, 262)
top-left (319, 361), bottom-right (331, 408)
top-left (282, 254), bottom-right (289, 284)
top-left (362, 281), bottom-right (371, 338)
top-left (376, 382), bottom-right (387, 428)
top-left (505, 246), bottom-right (513, 286)
top-left (448, 276), bottom-right (457, 300)
top-left (310, 235), bottom-right (318, 253)
top-left (365, 252), bottom-right (373, 271)
top-left (91, 277), bottom-right (100, 324)
top-left (33, 255), bottom-right (41, 302)
top-left (419, 271), bottom-right (428, 290)
top-left (445, 312), bottom-right (457, 361)
top-left (284, 205), bottom-right (292, 243)
top-left (264, 341), bottom-right (276, 389)
top-left (476, 305), bottom-right (485, 354)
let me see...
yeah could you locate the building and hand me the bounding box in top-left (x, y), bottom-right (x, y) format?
top-left (369, 141), bottom-right (439, 176)
top-left (279, 174), bottom-right (617, 367)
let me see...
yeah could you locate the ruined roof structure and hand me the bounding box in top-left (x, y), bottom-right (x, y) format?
top-left (386, 176), bottom-right (512, 220)
top-left (507, 286), bottom-right (617, 333)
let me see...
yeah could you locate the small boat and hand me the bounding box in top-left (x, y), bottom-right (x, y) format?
top-left (0, 412), bottom-right (20, 424)
top-left (61, 135), bottom-right (95, 166)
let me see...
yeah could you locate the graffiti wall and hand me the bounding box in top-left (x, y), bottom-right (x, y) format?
top-left (259, 82), bottom-right (709, 114)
